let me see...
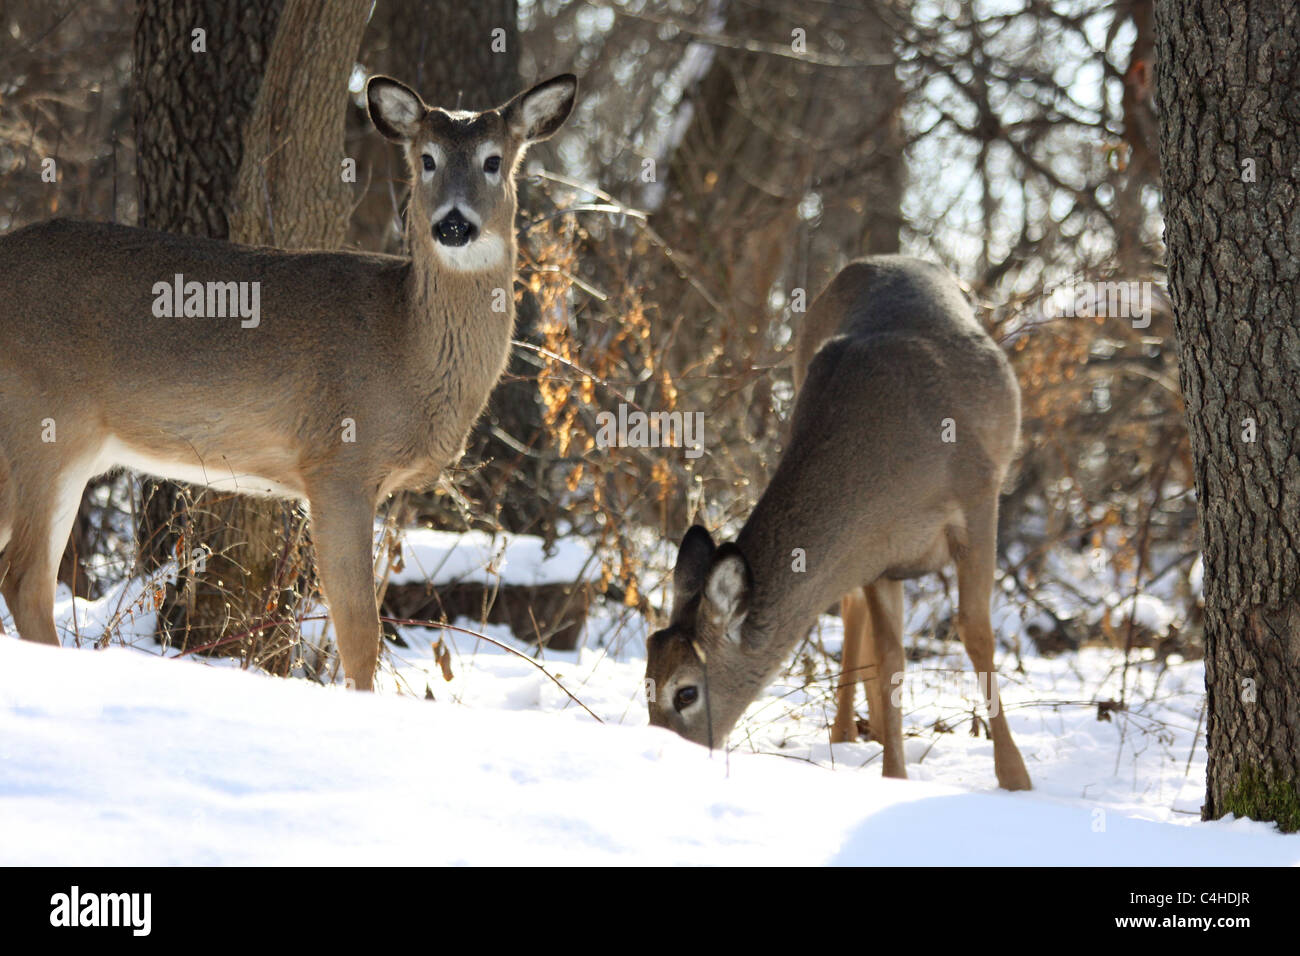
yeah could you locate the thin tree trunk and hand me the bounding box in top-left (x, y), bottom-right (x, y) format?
top-left (1156, 0), bottom-right (1300, 830)
top-left (229, 0), bottom-right (371, 248)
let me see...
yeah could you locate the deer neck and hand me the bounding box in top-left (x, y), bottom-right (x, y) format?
top-left (403, 219), bottom-right (517, 357)
top-left (734, 461), bottom-right (883, 680)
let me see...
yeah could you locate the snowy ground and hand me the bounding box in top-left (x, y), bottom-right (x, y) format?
top-left (1, 530), bottom-right (1297, 865)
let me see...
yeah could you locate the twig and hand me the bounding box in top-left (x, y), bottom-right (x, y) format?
top-left (613, 8), bottom-right (895, 69)
top-left (511, 340), bottom-right (646, 412)
top-left (380, 616), bottom-right (604, 724)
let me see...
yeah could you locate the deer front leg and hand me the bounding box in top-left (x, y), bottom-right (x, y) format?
top-left (1, 535), bottom-right (61, 647)
top-left (2, 472), bottom-right (79, 647)
top-left (307, 488), bottom-right (380, 691)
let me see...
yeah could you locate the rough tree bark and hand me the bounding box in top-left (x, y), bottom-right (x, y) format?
top-left (134, 0), bottom-right (284, 573)
top-left (229, 0), bottom-right (371, 249)
top-left (1156, 0), bottom-right (1300, 830)
top-left (134, 0), bottom-right (370, 672)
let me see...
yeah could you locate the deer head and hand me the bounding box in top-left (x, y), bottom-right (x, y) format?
top-left (366, 73), bottom-right (577, 273)
top-left (645, 525), bottom-right (763, 748)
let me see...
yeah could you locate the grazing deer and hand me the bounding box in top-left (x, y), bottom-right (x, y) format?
top-left (645, 256), bottom-right (1032, 790)
top-left (0, 74), bottom-right (577, 691)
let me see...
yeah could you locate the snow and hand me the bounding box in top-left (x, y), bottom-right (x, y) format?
top-left (1108, 593), bottom-right (1180, 634)
top-left (1, 532), bottom-right (1296, 866)
top-left (0, 634), bottom-right (1293, 866)
top-left (381, 528), bottom-right (599, 588)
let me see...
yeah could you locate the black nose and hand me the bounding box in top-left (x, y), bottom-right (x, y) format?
top-left (434, 209), bottom-right (477, 246)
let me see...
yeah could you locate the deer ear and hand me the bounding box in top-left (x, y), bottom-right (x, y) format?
top-left (367, 76), bottom-right (426, 143)
top-left (702, 544), bottom-right (751, 642)
top-left (504, 74), bottom-right (577, 144)
top-left (670, 525), bottom-right (715, 623)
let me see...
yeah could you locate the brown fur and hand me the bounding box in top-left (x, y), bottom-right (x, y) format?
top-left (0, 74), bottom-right (576, 690)
top-left (646, 256), bottom-right (1032, 790)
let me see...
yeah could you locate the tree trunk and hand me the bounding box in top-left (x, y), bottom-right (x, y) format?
top-left (229, 0), bottom-right (371, 249)
top-left (1156, 0), bottom-right (1300, 830)
top-left (134, 0), bottom-right (283, 239)
top-left (371, 0), bottom-right (519, 107)
top-left (133, 0), bottom-right (284, 573)
top-left (134, 0), bottom-right (370, 673)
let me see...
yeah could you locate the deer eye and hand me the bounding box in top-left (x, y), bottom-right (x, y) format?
top-left (422, 154), bottom-right (436, 172)
top-left (673, 686), bottom-right (699, 712)
top-left (483, 155), bottom-right (502, 174)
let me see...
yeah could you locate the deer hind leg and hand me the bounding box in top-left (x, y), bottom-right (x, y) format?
top-left (831, 588), bottom-right (870, 743)
top-left (953, 498), bottom-right (1032, 791)
top-left (863, 578), bottom-right (907, 779)
top-left (306, 486), bottom-right (381, 691)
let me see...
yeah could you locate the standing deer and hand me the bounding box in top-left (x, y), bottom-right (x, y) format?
top-left (0, 73), bottom-right (577, 691)
top-left (645, 256), bottom-right (1032, 790)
